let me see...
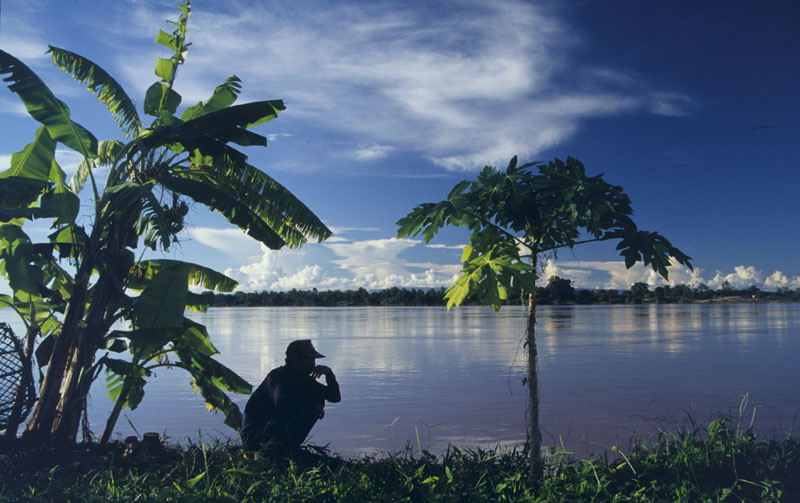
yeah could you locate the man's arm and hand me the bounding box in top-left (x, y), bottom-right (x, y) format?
top-left (311, 365), bottom-right (341, 403)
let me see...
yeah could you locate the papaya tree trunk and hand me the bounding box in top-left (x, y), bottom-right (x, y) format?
top-left (527, 256), bottom-right (543, 482)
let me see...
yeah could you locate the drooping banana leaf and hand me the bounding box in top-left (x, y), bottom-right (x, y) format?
top-left (39, 179), bottom-right (80, 226)
top-left (0, 128), bottom-right (56, 211)
top-left (107, 327), bottom-right (183, 362)
top-left (0, 225), bottom-right (44, 303)
top-left (185, 291), bottom-right (213, 313)
top-left (140, 100), bottom-right (284, 151)
top-left (0, 126), bottom-right (55, 182)
top-left (157, 175), bottom-right (288, 249)
top-left (186, 351), bottom-right (251, 394)
top-left (185, 366), bottom-right (244, 430)
top-left (132, 261), bottom-right (189, 330)
top-left (175, 347), bottom-right (250, 431)
top-left (48, 46), bottom-right (142, 139)
top-left (0, 49), bottom-right (97, 160)
top-left (127, 259), bottom-right (237, 293)
top-left (180, 159), bottom-right (331, 247)
top-left (180, 317), bottom-right (218, 356)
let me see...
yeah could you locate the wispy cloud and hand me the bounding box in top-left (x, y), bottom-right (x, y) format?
top-left (353, 145), bottom-right (395, 161)
top-left (186, 227), bottom-right (263, 260)
top-left (55, 149), bottom-right (84, 176)
top-left (79, 0), bottom-right (694, 173)
top-left (647, 92), bottom-right (696, 117)
top-left (0, 99), bottom-right (30, 118)
top-left (328, 226), bottom-right (382, 235)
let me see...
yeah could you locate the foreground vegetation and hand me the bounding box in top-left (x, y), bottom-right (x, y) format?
top-left (1, 417), bottom-right (797, 502)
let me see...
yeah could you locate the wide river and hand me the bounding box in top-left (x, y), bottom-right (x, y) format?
top-left (79, 303), bottom-right (799, 457)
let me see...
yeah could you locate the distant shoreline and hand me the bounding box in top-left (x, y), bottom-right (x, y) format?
top-left (203, 283), bottom-right (800, 308)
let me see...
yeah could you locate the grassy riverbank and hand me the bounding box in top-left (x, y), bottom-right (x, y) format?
top-left (3, 417), bottom-right (798, 502)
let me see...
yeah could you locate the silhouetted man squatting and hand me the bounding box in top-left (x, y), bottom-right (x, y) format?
top-left (241, 340), bottom-right (341, 453)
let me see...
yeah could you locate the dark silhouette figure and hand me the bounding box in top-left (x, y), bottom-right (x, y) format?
top-left (241, 340), bottom-right (341, 453)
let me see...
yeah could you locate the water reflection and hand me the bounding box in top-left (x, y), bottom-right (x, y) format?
top-left (77, 304), bottom-right (800, 458)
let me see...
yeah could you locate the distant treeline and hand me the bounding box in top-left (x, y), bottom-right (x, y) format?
top-left (205, 278), bottom-right (800, 307)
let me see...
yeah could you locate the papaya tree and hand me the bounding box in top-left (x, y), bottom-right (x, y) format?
top-left (0, 1), bottom-right (331, 443)
top-left (397, 156), bottom-right (692, 481)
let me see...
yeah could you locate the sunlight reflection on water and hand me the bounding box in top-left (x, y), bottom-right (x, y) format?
top-left (75, 304), bottom-right (800, 457)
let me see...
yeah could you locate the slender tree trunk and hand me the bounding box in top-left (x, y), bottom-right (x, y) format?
top-left (527, 256), bottom-right (543, 482)
top-left (100, 376), bottom-right (133, 445)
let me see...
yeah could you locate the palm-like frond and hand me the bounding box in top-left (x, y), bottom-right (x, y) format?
top-left (103, 182), bottom-right (172, 250)
top-left (0, 49), bottom-right (97, 160)
top-left (48, 46), bottom-right (142, 138)
top-left (70, 139), bottom-right (125, 193)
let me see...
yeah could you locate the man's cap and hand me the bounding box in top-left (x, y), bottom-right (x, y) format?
top-left (286, 339), bottom-right (325, 359)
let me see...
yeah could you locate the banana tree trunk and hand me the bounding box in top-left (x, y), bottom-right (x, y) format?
top-left (25, 223), bottom-right (103, 442)
top-left (26, 216), bottom-right (131, 443)
top-left (527, 256), bottom-right (543, 482)
top-left (24, 273), bottom-right (90, 442)
top-left (52, 250), bottom-right (124, 441)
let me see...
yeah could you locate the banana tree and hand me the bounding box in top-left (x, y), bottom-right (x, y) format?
top-left (397, 156), bottom-right (692, 481)
top-left (0, 1), bottom-right (331, 443)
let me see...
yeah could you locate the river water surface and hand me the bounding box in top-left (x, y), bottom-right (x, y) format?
top-left (79, 303), bottom-right (800, 457)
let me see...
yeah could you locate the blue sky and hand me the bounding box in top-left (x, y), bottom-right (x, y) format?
top-left (1, 0), bottom-right (799, 293)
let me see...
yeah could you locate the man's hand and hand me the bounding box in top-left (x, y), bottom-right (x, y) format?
top-left (310, 365), bottom-right (334, 380)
